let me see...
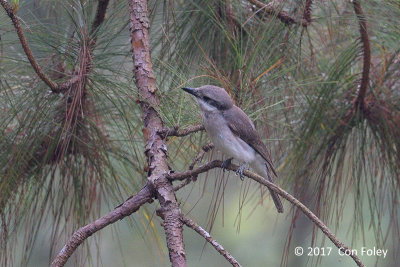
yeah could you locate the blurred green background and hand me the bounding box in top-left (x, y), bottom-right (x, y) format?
top-left (1, 0), bottom-right (400, 266)
top-left (26, 171), bottom-right (398, 266)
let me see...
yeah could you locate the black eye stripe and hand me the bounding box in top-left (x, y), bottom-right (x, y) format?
top-left (203, 96), bottom-right (223, 109)
top-left (203, 96), bottom-right (215, 106)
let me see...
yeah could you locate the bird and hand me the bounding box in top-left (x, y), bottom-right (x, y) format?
top-left (182, 85), bottom-right (283, 213)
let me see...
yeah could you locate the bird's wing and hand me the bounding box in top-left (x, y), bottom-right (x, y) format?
top-left (223, 105), bottom-right (277, 176)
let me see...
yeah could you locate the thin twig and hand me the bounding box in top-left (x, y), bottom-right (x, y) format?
top-left (0, 0), bottom-right (59, 92)
top-left (168, 160), bottom-right (222, 181)
top-left (239, 169), bottom-right (364, 267)
top-left (91, 0), bottom-right (110, 34)
top-left (181, 216), bottom-right (242, 267)
top-left (247, 0), bottom-right (309, 26)
top-left (173, 143), bottom-right (214, 191)
top-left (159, 124), bottom-right (205, 137)
top-left (169, 160), bottom-right (365, 267)
top-left (173, 144), bottom-right (214, 191)
top-left (1, 0), bottom-right (110, 94)
top-left (189, 143), bottom-right (214, 170)
top-left (323, 1), bottom-right (371, 157)
top-left (58, 0), bottom-right (110, 91)
top-left (303, 0), bottom-right (313, 24)
top-left (352, 0), bottom-right (371, 110)
top-left (173, 177), bottom-right (193, 191)
top-left (51, 183), bottom-right (154, 267)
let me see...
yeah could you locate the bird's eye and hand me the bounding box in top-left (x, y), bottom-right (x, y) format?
top-left (203, 96), bottom-right (211, 102)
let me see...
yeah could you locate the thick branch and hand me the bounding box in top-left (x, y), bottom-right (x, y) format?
top-left (181, 216), bottom-right (242, 267)
top-left (170, 160), bottom-right (365, 267)
top-left (0, 0), bottom-right (59, 92)
top-left (352, 0), bottom-right (371, 110)
top-left (128, 0), bottom-right (187, 266)
top-left (51, 183), bottom-right (154, 267)
top-left (159, 124), bottom-right (205, 137)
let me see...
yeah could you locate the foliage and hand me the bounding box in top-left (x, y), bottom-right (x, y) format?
top-left (0, 0), bottom-right (399, 266)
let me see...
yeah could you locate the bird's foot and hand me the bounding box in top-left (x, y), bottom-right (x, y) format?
top-left (221, 158), bottom-right (233, 172)
top-left (235, 163), bottom-right (247, 181)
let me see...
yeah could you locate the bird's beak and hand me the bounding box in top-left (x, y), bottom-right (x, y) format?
top-left (182, 87), bottom-right (198, 97)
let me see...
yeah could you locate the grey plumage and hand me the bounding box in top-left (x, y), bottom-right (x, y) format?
top-left (182, 85), bottom-right (284, 213)
top-left (223, 106), bottom-right (277, 177)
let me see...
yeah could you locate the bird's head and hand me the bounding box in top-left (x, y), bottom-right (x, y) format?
top-left (182, 85), bottom-right (233, 112)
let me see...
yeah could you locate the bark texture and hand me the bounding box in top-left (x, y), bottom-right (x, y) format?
top-left (128, 0), bottom-right (187, 266)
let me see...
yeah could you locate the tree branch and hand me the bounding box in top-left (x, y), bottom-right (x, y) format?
top-left (51, 183), bottom-right (154, 267)
top-left (128, 0), bottom-right (187, 266)
top-left (352, 0), bottom-right (371, 110)
top-left (0, 0), bottom-right (59, 92)
top-left (159, 124), bottom-right (205, 138)
top-left (303, 0), bottom-right (312, 24)
top-left (0, 0), bottom-right (110, 94)
top-left (91, 0), bottom-right (110, 34)
top-left (173, 177), bottom-right (194, 192)
top-left (173, 143), bottom-right (214, 191)
top-left (247, 0), bottom-right (309, 26)
top-left (324, 1), bottom-right (371, 154)
top-left (189, 143), bottom-right (214, 170)
top-left (56, 0), bottom-right (110, 91)
top-left (169, 160), bottom-right (222, 182)
top-left (170, 160), bottom-right (365, 267)
top-left (181, 216), bottom-right (242, 267)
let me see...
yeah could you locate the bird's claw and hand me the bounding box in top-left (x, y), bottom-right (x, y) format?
top-left (221, 158), bottom-right (233, 172)
top-left (235, 163), bottom-right (246, 180)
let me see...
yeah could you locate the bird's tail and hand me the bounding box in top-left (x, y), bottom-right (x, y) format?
top-left (251, 161), bottom-right (284, 213)
top-left (265, 166), bottom-right (284, 213)
top-left (268, 187), bottom-right (284, 213)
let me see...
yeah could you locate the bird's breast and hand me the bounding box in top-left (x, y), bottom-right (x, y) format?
top-left (202, 113), bottom-right (256, 163)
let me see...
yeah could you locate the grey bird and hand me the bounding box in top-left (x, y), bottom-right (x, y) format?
top-left (182, 85), bottom-right (284, 213)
